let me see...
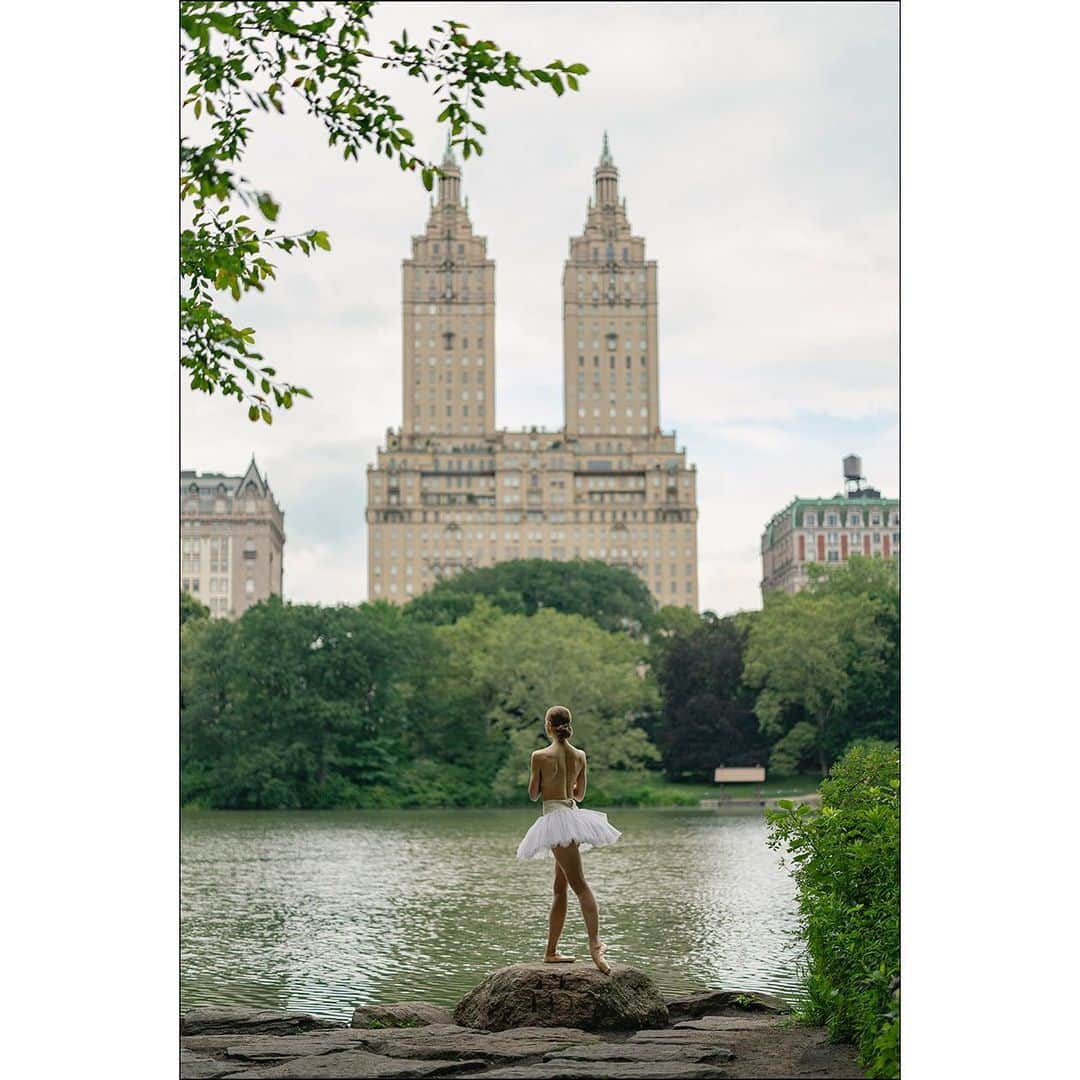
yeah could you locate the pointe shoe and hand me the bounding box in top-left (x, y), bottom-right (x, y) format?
top-left (589, 941), bottom-right (611, 975)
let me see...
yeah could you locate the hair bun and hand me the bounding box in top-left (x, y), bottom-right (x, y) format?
top-left (545, 705), bottom-right (573, 741)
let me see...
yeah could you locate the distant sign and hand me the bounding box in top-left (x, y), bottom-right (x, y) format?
top-left (714, 767), bottom-right (766, 783)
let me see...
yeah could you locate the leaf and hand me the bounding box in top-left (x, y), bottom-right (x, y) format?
top-left (248, 405), bottom-right (260, 422)
top-left (256, 193), bottom-right (280, 222)
top-left (312, 230), bottom-right (331, 251)
top-left (260, 407), bottom-right (273, 425)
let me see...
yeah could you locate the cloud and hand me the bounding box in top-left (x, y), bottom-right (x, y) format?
top-left (181, 1), bottom-right (898, 616)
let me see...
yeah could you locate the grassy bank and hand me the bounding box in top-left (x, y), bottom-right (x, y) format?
top-left (181, 773), bottom-right (823, 811)
top-left (563, 773), bottom-right (822, 808)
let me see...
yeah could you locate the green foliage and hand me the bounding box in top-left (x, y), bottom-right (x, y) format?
top-left (181, 589), bottom-right (211, 626)
top-left (179, 559), bottom-right (898, 811)
top-left (767, 720), bottom-right (819, 777)
top-left (435, 600), bottom-right (659, 802)
top-left (181, 597), bottom-right (432, 807)
top-left (745, 565), bottom-right (895, 775)
top-left (181, 591), bottom-right (657, 809)
top-left (652, 612), bottom-right (771, 780)
top-left (767, 741), bottom-right (900, 1078)
top-left (806, 557), bottom-right (900, 746)
top-left (180, 2), bottom-right (587, 422)
top-left (404, 558), bottom-right (657, 634)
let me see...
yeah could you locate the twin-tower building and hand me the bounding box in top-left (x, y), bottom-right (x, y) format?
top-left (365, 135), bottom-right (699, 610)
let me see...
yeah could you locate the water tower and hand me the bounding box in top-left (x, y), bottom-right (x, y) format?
top-left (843, 454), bottom-right (865, 497)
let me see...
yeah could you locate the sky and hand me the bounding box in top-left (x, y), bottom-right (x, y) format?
top-left (180, 0), bottom-right (899, 617)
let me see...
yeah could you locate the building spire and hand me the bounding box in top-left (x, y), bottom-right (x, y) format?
top-left (442, 129), bottom-right (458, 168)
top-left (593, 130), bottom-right (618, 207)
top-left (600, 130), bottom-right (613, 166)
top-left (438, 130), bottom-right (462, 206)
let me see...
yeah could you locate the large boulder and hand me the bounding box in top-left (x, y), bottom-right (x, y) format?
top-left (351, 1003), bottom-right (455, 1029)
top-left (453, 963), bottom-right (668, 1033)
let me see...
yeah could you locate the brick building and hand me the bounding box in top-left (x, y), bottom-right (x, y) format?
top-left (761, 457), bottom-right (899, 595)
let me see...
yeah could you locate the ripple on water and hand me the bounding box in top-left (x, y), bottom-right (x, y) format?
top-left (181, 807), bottom-right (806, 1022)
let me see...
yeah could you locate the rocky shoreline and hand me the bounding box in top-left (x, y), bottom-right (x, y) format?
top-left (181, 963), bottom-right (864, 1079)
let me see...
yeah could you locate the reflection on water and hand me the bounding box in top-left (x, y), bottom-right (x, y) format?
top-left (181, 807), bottom-right (805, 1022)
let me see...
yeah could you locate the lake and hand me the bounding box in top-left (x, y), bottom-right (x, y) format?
top-left (181, 806), bottom-right (805, 1023)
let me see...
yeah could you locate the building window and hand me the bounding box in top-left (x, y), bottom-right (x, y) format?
top-left (827, 531), bottom-right (838, 544)
top-left (848, 512), bottom-right (861, 526)
top-left (804, 512), bottom-right (816, 527)
top-left (826, 513), bottom-right (838, 526)
top-left (245, 579), bottom-right (255, 594)
top-left (827, 550), bottom-right (840, 563)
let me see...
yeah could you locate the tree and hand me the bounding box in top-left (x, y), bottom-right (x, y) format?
top-left (436, 602), bottom-right (659, 801)
top-left (404, 558), bottom-right (657, 634)
top-left (653, 615), bottom-right (771, 780)
top-left (181, 597), bottom-right (432, 808)
top-left (181, 2), bottom-right (588, 422)
top-left (743, 589), bottom-right (891, 776)
top-left (805, 556), bottom-right (900, 745)
top-left (181, 589), bottom-right (210, 626)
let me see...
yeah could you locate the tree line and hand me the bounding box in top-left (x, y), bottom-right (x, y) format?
top-left (181, 556), bottom-right (898, 808)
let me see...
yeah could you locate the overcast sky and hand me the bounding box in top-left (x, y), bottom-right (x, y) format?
top-left (180, 0), bottom-right (898, 617)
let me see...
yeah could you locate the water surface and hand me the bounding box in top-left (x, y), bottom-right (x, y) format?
top-left (181, 807), bottom-right (805, 1022)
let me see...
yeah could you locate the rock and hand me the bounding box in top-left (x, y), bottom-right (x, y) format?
top-left (181, 1006), bottom-right (342, 1036)
top-left (221, 1051), bottom-right (485, 1078)
top-left (350, 1024), bottom-right (600, 1062)
top-left (352, 1003), bottom-right (455, 1029)
top-left (453, 963), bottom-right (668, 1033)
top-left (674, 1016), bottom-right (777, 1032)
top-left (180, 1048), bottom-right (240, 1079)
top-left (544, 1042), bottom-right (734, 1064)
top-left (665, 990), bottom-right (790, 1021)
top-left (215, 1030), bottom-right (383, 1063)
top-left (629, 1025), bottom-right (762, 1043)
top-left (457, 1063), bottom-right (727, 1080)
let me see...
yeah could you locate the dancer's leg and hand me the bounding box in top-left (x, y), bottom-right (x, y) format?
top-left (552, 842), bottom-right (609, 974)
top-left (544, 861), bottom-right (574, 962)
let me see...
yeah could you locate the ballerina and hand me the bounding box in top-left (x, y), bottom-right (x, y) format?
top-left (515, 705), bottom-right (621, 974)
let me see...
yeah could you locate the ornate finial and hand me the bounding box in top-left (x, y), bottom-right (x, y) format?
top-left (443, 129), bottom-right (458, 167)
top-left (599, 130), bottom-right (613, 166)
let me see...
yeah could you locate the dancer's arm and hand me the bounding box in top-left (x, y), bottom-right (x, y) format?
top-left (528, 750), bottom-right (543, 801)
top-left (572, 754), bottom-right (587, 802)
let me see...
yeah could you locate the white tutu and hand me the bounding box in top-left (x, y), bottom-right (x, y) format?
top-left (516, 798), bottom-right (621, 861)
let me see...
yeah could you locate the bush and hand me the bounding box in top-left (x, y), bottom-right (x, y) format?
top-left (766, 740), bottom-right (899, 1078)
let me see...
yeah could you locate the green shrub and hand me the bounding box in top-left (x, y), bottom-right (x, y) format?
top-left (767, 740), bottom-right (899, 1078)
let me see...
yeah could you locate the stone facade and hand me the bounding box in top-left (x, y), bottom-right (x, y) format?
top-left (180, 458), bottom-right (285, 618)
top-left (760, 465), bottom-right (899, 595)
top-left (366, 135), bottom-right (699, 610)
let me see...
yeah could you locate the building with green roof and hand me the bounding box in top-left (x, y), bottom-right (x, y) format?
top-left (760, 456), bottom-right (898, 595)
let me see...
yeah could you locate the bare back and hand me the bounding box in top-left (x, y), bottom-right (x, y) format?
top-left (534, 741), bottom-right (585, 801)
